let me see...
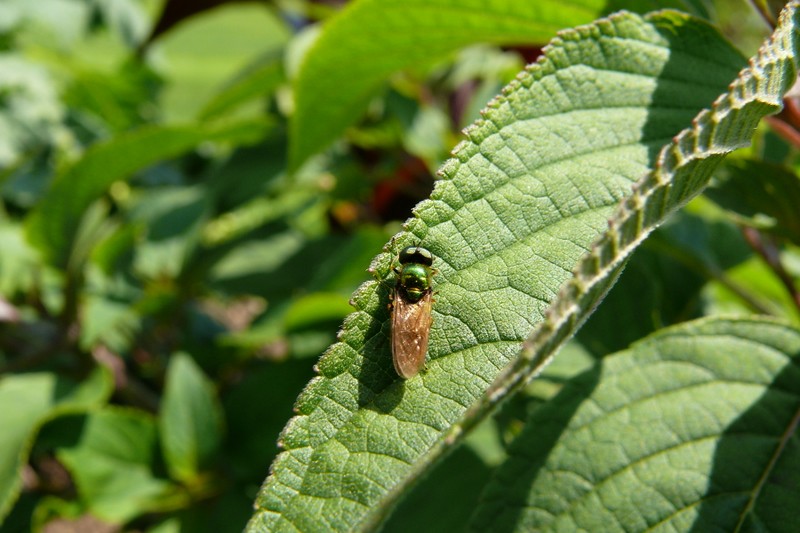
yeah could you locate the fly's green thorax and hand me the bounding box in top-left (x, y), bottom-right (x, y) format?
top-left (395, 246), bottom-right (434, 302)
top-left (397, 263), bottom-right (431, 302)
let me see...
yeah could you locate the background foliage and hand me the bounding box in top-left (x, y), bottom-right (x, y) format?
top-left (1, 1), bottom-right (799, 532)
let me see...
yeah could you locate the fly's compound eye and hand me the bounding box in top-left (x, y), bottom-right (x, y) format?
top-left (398, 246), bottom-right (433, 267)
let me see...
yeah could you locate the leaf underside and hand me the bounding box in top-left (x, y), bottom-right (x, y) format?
top-left (249, 5), bottom-right (800, 532)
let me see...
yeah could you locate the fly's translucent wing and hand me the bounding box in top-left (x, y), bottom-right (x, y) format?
top-left (391, 290), bottom-right (432, 379)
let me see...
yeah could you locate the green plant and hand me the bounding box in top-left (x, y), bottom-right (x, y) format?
top-left (2, 1), bottom-right (800, 532)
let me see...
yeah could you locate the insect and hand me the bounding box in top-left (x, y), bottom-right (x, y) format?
top-left (391, 245), bottom-right (435, 379)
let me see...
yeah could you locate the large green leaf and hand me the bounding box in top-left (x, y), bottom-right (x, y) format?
top-left (471, 317), bottom-right (800, 531)
top-left (25, 119), bottom-right (270, 269)
top-left (0, 368), bottom-right (111, 522)
top-left (249, 5), bottom-right (799, 532)
top-left (288, 0), bottom-right (689, 169)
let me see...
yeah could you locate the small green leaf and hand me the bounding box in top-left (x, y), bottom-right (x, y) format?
top-left (0, 368), bottom-right (111, 522)
top-left (289, 0), bottom-right (648, 169)
top-left (56, 408), bottom-right (179, 523)
top-left (470, 317), bottom-right (800, 531)
top-left (159, 352), bottom-right (224, 483)
top-left (25, 119), bottom-right (271, 269)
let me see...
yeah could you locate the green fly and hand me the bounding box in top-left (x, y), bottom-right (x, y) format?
top-left (391, 246), bottom-right (435, 379)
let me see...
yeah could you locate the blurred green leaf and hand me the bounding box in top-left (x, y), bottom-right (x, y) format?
top-left (63, 61), bottom-right (160, 134)
top-left (402, 105), bottom-right (452, 168)
top-left (199, 49), bottom-right (286, 121)
top-left (93, 0), bottom-right (150, 48)
top-left (471, 317), bottom-right (800, 531)
top-left (706, 158), bottom-right (800, 246)
top-left (130, 185), bottom-right (210, 279)
top-left (56, 408), bottom-right (179, 523)
top-left (1, 152), bottom-right (54, 209)
top-left (210, 228), bottom-right (386, 302)
top-left (0, 220), bottom-right (41, 298)
top-left (154, 3), bottom-right (290, 122)
top-left (216, 227), bottom-right (389, 359)
top-left (88, 220), bottom-right (138, 276)
top-left (25, 118), bottom-right (271, 269)
top-left (283, 292), bottom-right (354, 332)
top-left (80, 294), bottom-right (141, 352)
top-left (80, 268), bottom-right (141, 353)
top-left (203, 135), bottom-right (288, 215)
top-left (703, 255), bottom-right (800, 321)
top-left (29, 496), bottom-right (86, 531)
top-left (289, 0), bottom-right (682, 169)
top-left (0, 54), bottom-right (66, 170)
top-left (159, 352), bottom-right (224, 483)
top-left (0, 0), bottom-right (91, 48)
top-left (1, 492), bottom-right (38, 532)
top-left (170, 489), bottom-right (254, 533)
top-left (0, 367), bottom-right (111, 522)
top-left (208, 228), bottom-right (306, 298)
